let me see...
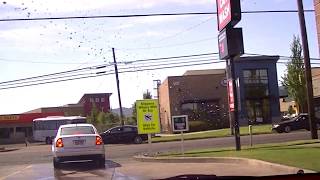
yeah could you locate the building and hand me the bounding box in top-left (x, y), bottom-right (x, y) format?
top-left (159, 56), bottom-right (281, 133)
top-left (159, 69), bottom-right (229, 133)
top-left (78, 93), bottom-right (112, 116)
top-left (233, 56), bottom-right (281, 125)
top-left (0, 112), bottom-right (64, 144)
top-left (0, 93), bottom-right (112, 143)
top-left (25, 93), bottom-right (112, 117)
top-left (312, 67), bottom-right (320, 118)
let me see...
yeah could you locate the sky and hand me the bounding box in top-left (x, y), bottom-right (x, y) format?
top-left (0, 0), bottom-right (319, 114)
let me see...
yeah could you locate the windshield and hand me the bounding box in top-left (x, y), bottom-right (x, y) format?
top-left (0, 0), bottom-right (320, 179)
top-left (60, 126), bottom-right (95, 135)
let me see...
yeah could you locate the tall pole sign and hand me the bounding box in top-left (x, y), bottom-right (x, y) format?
top-left (216, 0), bottom-right (243, 151)
top-left (217, 0), bottom-right (241, 31)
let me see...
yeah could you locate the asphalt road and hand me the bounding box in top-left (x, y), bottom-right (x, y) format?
top-left (0, 130), bottom-right (317, 166)
top-left (0, 130), bottom-right (318, 179)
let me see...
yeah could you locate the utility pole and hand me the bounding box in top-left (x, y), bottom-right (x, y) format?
top-left (228, 58), bottom-right (241, 150)
top-left (297, 0), bottom-right (318, 139)
top-left (112, 48), bottom-right (124, 126)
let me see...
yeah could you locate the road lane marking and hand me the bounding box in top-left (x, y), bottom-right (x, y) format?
top-left (0, 165), bottom-right (32, 180)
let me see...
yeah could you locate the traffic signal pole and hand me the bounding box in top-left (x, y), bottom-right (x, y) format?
top-left (297, 0), bottom-right (318, 139)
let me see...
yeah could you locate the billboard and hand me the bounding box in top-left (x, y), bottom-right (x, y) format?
top-left (136, 99), bottom-right (161, 134)
top-left (216, 0), bottom-right (241, 31)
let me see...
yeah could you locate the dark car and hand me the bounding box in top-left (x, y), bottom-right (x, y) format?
top-left (272, 114), bottom-right (320, 133)
top-left (100, 125), bottom-right (148, 144)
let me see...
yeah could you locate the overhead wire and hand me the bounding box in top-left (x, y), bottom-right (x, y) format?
top-left (0, 10), bottom-right (315, 22)
top-left (0, 59), bottom-right (225, 90)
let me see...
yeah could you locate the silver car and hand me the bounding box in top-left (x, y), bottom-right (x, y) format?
top-left (51, 123), bottom-right (105, 168)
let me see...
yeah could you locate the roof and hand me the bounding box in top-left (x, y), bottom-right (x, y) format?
top-left (183, 69), bottom-right (225, 76)
top-left (235, 55), bottom-right (280, 62)
top-left (59, 123), bottom-right (93, 128)
top-left (33, 116), bottom-right (86, 121)
top-left (78, 93), bottom-right (112, 104)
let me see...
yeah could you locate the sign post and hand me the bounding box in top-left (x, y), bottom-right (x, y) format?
top-left (216, 0), bottom-right (243, 151)
top-left (136, 99), bottom-right (161, 156)
top-left (172, 115), bottom-right (189, 155)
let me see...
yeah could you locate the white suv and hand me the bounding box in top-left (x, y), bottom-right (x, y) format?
top-left (52, 123), bottom-right (105, 168)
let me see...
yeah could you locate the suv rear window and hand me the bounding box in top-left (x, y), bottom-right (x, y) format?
top-left (60, 126), bottom-right (95, 135)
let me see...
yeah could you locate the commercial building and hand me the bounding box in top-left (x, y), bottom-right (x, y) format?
top-left (159, 56), bottom-right (281, 133)
top-left (25, 93), bottom-right (112, 116)
top-left (159, 69), bottom-right (229, 133)
top-left (0, 112), bottom-right (63, 144)
top-left (0, 93), bottom-right (112, 143)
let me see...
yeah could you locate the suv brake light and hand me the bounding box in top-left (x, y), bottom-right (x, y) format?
top-left (56, 138), bottom-right (64, 148)
top-left (96, 136), bottom-right (103, 145)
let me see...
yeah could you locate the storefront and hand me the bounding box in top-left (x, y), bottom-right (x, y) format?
top-left (0, 112), bottom-right (63, 144)
top-left (233, 56), bottom-right (281, 125)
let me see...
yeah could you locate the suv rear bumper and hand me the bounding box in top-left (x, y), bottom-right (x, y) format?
top-left (56, 154), bottom-right (104, 162)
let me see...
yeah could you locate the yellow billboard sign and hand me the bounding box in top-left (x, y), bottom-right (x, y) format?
top-left (136, 99), bottom-right (160, 134)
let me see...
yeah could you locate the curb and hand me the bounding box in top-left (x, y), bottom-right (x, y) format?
top-left (134, 156), bottom-right (316, 174)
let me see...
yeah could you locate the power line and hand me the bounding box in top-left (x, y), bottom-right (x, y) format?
top-left (0, 10), bottom-right (315, 22)
top-left (245, 53), bottom-right (320, 61)
top-left (0, 52), bottom-right (219, 86)
top-left (0, 60), bottom-right (224, 90)
top-left (122, 52), bottom-right (219, 64)
top-left (0, 64), bottom-right (111, 85)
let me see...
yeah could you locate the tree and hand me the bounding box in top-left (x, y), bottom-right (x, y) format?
top-left (130, 90), bottom-right (153, 124)
top-left (143, 89), bottom-right (152, 99)
top-left (281, 36), bottom-right (307, 113)
top-left (87, 103), bottom-right (99, 125)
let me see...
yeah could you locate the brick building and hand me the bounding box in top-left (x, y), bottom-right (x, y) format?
top-left (26, 93), bottom-right (112, 116)
top-left (159, 56), bottom-right (281, 133)
top-left (159, 69), bottom-right (229, 133)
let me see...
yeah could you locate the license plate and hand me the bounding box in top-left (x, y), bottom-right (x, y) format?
top-left (73, 139), bottom-right (85, 145)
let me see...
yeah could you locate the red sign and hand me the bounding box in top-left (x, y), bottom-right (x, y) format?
top-left (217, 0), bottom-right (231, 31)
top-left (227, 79), bottom-right (234, 111)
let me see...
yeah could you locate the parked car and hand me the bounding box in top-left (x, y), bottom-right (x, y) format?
top-left (272, 114), bottom-right (320, 133)
top-left (52, 123), bottom-right (105, 169)
top-left (100, 125), bottom-right (148, 144)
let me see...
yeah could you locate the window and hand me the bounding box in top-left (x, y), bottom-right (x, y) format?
top-left (181, 103), bottom-right (197, 111)
top-left (110, 127), bottom-right (122, 133)
top-left (60, 126), bottom-right (95, 135)
top-left (89, 98), bottom-right (94, 102)
top-left (123, 127), bottom-right (134, 132)
top-left (95, 98), bottom-right (99, 102)
top-left (101, 98), bottom-right (105, 102)
top-left (243, 69), bottom-right (269, 98)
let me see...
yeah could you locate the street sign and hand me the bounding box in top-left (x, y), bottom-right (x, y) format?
top-left (227, 79), bottom-right (235, 112)
top-left (172, 115), bottom-right (189, 132)
top-left (218, 27), bottom-right (244, 60)
top-left (136, 99), bottom-right (160, 134)
top-left (216, 0), bottom-right (241, 31)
